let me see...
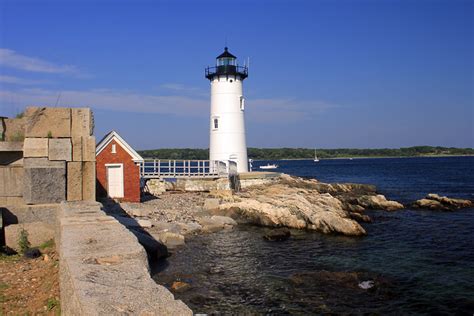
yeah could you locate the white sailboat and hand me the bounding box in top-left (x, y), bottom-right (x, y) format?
top-left (314, 149), bottom-right (319, 162)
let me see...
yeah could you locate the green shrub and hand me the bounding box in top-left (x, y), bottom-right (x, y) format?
top-left (18, 228), bottom-right (31, 254)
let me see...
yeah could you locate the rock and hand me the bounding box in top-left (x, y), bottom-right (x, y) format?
top-left (263, 228), bottom-right (291, 241)
top-left (48, 138), bottom-right (72, 161)
top-left (23, 138), bottom-right (48, 157)
top-left (203, 198), bottom-right (220, 210)
top-left (67, 162), bottom-right (83, 201)
top-left (25, 107), bottom-right (71, 138)
top-left (171, 281), bottom-right (191, 292)
top-left (177, 222), bottom-right (202, 235)
top-left (24, 247), bottom-right (41, 259)
top-left (349, 212), bottom-right (372, 223)
top-left (413, 194), bottom-right (473, 211)
top-left (23, 158), bottom-right (66, 204)
top-left (82, 161), bottom-right (96, 201)
top-left (4, 222), bottom-right (55, 252)
top-left (151, 231), bottom-right (185, 248)
top-left (197, 215), bottom-right (237, 233)
top-left (358, 280), bottom-right (375, 290)
top-left (43, 254), bottom-right (50, 262)
top-left (357, 195), bottom-right (404, 211)
top-left (145, 179), bottom-right (174, 196)
top-left (218, 190), bottom-right (366, 236)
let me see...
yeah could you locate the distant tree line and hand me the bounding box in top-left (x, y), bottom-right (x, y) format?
top-left (138, 146), bottom-right (474, 160)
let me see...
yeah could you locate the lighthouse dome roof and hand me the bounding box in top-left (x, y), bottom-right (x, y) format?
top-left (216, 47), bottom-right (236, 59)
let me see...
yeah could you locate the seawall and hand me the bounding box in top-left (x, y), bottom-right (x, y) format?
top-left (56, 201), bottom-right (191, 315)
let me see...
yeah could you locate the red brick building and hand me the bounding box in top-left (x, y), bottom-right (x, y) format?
top-left (96, 131), bottom-right (144, 202)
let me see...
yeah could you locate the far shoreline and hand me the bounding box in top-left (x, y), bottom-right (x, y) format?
top-left (252, 154), bottom-right (474, 161)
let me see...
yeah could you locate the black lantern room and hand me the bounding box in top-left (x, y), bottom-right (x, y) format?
top-left (205, 47), bottom-right (248, 80)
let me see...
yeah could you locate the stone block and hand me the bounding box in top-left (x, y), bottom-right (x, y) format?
top-left (71, 137), bottom-right (82, 161)
top-left (23, 138), bottom-right (48, 157)
top-left (0, 166), bottom-right (24, 197)
top-left (48, 138), bottom-right (72, 161)
top-left (25, 107), bottom-right (71, 138)
top-left (0, 141), bottom-right (23, 152)
top-left (23, 158), bottom-right (66, 204)
top-left (82, 136), bottom-right (96, 161)
top-left (82, 161), bottom-right (96, 201)
top-left (67, 162), bottom-right (82, 201)
top-left (5, 222), bottom-right (55, 252)
top-left (71, 108), bottom-right (93, 137)
top-left (4, 117), bottom-right (26, 142)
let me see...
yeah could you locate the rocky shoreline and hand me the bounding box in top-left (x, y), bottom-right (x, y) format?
top-left (102, 173), bottom-right (473, 255)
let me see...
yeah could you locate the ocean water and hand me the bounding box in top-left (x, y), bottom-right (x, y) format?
top-left (153, 156), bottom-right (474, 315)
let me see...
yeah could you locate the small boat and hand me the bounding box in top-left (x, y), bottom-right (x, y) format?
top-left (259, 163), bottom-right (278, 170)
top-left (314, 149), bottom-right (319, 162)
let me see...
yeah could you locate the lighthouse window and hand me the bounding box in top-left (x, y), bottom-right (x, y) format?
top-left (213, 118), bottom-right (219, 129)
top-left (240, 96), bottom-right (245, 110)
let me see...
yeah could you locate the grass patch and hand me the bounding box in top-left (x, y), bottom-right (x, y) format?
top-left (46, 297), bottom-right (59, 311)
top-left (0, 283), bottom-right (8, 291)
top-left (0, 253), bottom-right (21, 262)
top-left (39, 239), bottom-right (55, 250)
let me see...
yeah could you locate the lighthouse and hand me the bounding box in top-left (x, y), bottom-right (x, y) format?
top-left (205, 47), bottom-right (249, 173)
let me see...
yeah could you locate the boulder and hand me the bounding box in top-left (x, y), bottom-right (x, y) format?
top-left (356, 195), bottom-right (404, 211)
top-left (25, 107), bottom-right (71, 138)
top-left (151, 231), bottom-right (185, 248)
top-left (48, 138), bottom-right (72, 161)
top-left (263, 227), bottom-right (291, 241)
top-left (218, 191), bottom-right (366, 236)
top-left (5, 222), bottom-right (54, 252)
top-left (23, 138), bottom-right (48, 157)
top-left (413, 194), bottom-right (473, 211)
top-left (197, 215), bottom-right (237, 233)
top-left (23, 158), bottom-right (66, 204)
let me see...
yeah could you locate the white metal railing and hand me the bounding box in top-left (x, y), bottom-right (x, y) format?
top-left (140, 159), bottom-right (228, 179)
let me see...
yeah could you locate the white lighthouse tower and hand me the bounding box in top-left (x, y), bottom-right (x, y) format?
top-left (205, 47), bottom-right (249, 173)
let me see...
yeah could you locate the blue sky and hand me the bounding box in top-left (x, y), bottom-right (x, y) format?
top-left (0, 0), bottom-right (472, 149)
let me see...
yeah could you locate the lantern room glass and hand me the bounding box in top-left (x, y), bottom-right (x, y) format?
top-left (217, 57), bottom-right (235, 66)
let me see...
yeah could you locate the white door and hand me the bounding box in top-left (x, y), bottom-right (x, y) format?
top-left (107, 164), bottom-right (124, 198)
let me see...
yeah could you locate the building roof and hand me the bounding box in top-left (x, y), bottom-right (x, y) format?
top-left (216, 47), bottom-right (236, 59)
top-left (96, 130), bottom-right (144, 162)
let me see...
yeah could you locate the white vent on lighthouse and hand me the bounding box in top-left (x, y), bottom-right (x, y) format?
top-left (205, 47), bottom-right (249, 173)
